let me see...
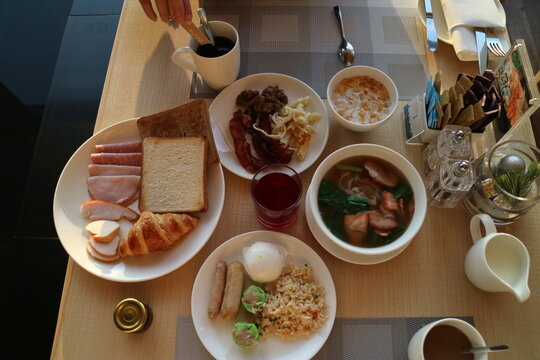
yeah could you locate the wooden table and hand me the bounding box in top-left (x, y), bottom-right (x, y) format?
top-left (51, 1), bottom-right (540, 359)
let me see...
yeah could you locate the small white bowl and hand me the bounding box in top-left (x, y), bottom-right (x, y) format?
top-left (307, 144), bottom-right (427, 265)
top-left (326, 66), bottom-right (398, 132)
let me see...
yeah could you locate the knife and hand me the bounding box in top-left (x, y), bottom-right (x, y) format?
top-left (424, 0), bottom-right (438, 51)
top-left (475, 28), bottom-right (488, 73)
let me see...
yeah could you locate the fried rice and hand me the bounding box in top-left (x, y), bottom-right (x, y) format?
top-left (257, 263), bottom-right (327, 340)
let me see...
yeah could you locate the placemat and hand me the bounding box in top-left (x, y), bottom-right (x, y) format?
top-left (174, 316), bottom-right (474, 359)
top-left (191, 0), bottom-right (428, 100)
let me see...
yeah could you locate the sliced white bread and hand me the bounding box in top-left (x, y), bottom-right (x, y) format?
top-left (86, 242), bottom-right (120, 262)
top-left (89, 235), bottom-right (121, 257)
top-left (140, 137), bottom-right (208, 213)
top-left (85, 220), bottom-right (120, 243)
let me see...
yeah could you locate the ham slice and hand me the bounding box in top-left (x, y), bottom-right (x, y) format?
top-left (89, 235), bottom-right (121, 257)
top-left (87, 175), bottom-right (140, 206)
top-left (91, 152), bottom-right (142, 166)
top-left (364, 160), bottom-right (399, 188)
top-left (368, 211), bottom-right (398, 230)
top-left (95, 141), bottom-right (142, 153)
top-left (88, 164), bottom-right (141, 176)
top-left (80, 200), bottom-right (140, 222)
top-left (86, 242), bottom-right (120, 262)
top-left (84, 220), bottom-right (120, 243)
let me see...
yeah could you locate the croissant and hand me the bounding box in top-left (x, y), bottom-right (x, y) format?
top-left (118, 211), bottom-right (199, 257)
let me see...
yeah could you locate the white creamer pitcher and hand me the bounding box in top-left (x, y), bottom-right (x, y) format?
top-left (464, 214), bottom-right (531, 303)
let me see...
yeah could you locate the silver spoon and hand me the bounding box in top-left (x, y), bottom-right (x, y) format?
top-left (333, 6), bottom-right (355, 66)
top-left (197, 8), bottom-right (214, 46)
top-left (462, 344), bottom-right (509, 355)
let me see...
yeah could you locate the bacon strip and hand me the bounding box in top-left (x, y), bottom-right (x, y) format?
top-left (229, 110), bottom-right (265, 172)
top-left (94, 141), bottom-right (142, 153)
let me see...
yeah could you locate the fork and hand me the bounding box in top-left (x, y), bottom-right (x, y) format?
top-left (486, 27), bottom-right (506, 57)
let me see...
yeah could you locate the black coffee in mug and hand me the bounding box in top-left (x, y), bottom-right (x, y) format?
top-left (196, 36), bottom-right (235, 58)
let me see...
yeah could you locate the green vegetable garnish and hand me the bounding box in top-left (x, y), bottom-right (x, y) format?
top-left (232, 322), bottom-right (260, 349)
top-left (390, 183), bottom-right (413, 200)
top-left (335, 164), bottom-right (363, 172)
top-left (241, 285), bottom-right (267, 314)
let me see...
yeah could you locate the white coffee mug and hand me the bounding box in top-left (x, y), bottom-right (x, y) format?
top-left (171, 21), bottom-right (240, 90)
top-left (408, 318), bottom-right (487, 360)
top-left (464, 214), bottom-right (531, 303)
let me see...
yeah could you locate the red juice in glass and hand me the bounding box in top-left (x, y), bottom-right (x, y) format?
top-left (251, 164), bottom-right (303, 228)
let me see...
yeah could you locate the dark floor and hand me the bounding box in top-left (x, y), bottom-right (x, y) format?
top-left (0, 0), bottom-right (538, 358)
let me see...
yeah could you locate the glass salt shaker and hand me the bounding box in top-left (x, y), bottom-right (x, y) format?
top-left (423, 125), bottom-right (472, 176)
top-left (427, 159), bottom-right (475, 208)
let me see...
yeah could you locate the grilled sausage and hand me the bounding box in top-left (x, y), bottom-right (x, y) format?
top-left (208, 261), bottom-right (227, 320)
top-left (220, 261), bottom-right (244, 320)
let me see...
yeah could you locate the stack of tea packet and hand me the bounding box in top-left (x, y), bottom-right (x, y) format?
top-left (425, 70), bottom-right (501, 133)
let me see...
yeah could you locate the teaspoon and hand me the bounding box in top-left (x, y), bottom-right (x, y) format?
top-left (197, 8), bottom-right (215, 46)
top-left (462, 344), bottom-right (509, 355)
top-left (333, 6), bottom-right (355, 66)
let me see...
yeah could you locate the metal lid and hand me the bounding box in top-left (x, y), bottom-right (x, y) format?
top-left (113, 298), bottom-right (148, 333)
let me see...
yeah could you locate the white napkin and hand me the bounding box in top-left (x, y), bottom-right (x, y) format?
top-left (440, 0), bottom-right (506, 61)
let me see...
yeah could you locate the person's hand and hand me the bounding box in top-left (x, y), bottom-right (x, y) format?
top-left (139, 0), bottom-right (193, 23)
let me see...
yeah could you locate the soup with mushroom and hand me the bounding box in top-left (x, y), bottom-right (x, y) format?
top-left (317, 156), bottom-right (414, 247)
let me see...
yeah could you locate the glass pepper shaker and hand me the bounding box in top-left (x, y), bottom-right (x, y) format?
top-left (423, 125), bottom-right (473, 176)
top-left (427, 160), bottom-right (475, 208)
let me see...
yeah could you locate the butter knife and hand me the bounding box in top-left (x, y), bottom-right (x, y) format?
top-left (424, 0), bottom-right (438, 51)
top-left (475, 28), bottom-right (488, 73)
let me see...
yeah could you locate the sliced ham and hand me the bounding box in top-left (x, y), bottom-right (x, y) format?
top-left (86, 242), bottom-right (120, 262)
top-left (368, 211), bottom-right (398, 230)
top-left (94, 141), bottom-right (142, 153)
top-left (91, 152), bottom-right (142, 166)
top-left (88, 164), bottom-right (141, 176)
top-left (87, 175), bottom-right (140, 206)
top-left (89, 235), bottom-right (121, 257)
top-left (80, 200), bottom-right (140, 222)
top-left (382, 191), bottom-right (399, 211)
top-left (84, 220), bottom-right (120, 243)
top-left (343, 212), bottom-right (369, 245)
top-left (364, 160), bottom-right (399, 188)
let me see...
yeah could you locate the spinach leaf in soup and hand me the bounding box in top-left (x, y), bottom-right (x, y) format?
top-left (318, 179), bottom-right (348, 209)
top-left (343, 195), bottom-right (370, 215)
top-left (318, 179), bottom-right (369, 215)
top-left (390, 183), bottom-right (413, 200)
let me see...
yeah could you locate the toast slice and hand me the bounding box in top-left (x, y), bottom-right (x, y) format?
top-left (137, 99), bottom-right (219, 165)
top-left (140, 137), bottom-right (208, 213)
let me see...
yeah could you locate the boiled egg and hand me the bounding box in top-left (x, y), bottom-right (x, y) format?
top-left (243, 242), bottom-right (288, 283)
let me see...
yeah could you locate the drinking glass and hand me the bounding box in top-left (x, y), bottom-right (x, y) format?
top-left (463, 140), bottom-right (540, 225)
top-left (251, 164), bottom-right (303, 228)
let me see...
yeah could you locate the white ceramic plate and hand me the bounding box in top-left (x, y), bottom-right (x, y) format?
top-left (53, 118), bottom-right (225, 282)
top-left (417, 0), bottom-right (507, 45)
top-left (191, 231), bottom-right (337, 360)
top-left (209, 73), bottom-right (329, 180)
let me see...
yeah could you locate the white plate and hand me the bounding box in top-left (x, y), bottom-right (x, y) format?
top-left (417, 0), bottom-right (506, 45)
top-left (191, 231), bottom-right (337, 360)
top-left (209, 73), bottom-right (329, 180)
top-left (53, 118), bottom-right (225, 282)
top-left (305, 185), bottom-right (368, 265)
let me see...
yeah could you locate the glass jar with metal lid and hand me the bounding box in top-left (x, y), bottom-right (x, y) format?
top-left (113, 298), bottom-right (152, 333)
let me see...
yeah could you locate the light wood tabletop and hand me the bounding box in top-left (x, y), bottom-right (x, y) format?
top-left (51, 0), bottom-right (540, 359)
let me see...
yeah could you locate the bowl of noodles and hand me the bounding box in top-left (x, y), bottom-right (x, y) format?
top-left (307, 144), bottom-right (427, 264)
top-left (326, 66), bottom-right (398, 132)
